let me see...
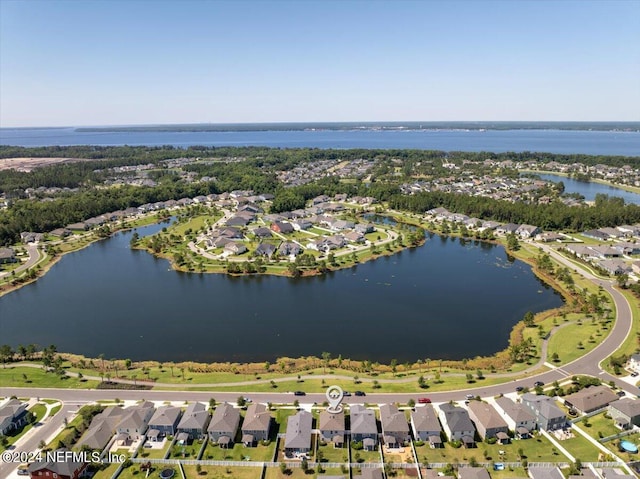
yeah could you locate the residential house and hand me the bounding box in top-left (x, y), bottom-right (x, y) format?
top-left (354, 223), bottom-right (375, 234)
top-left (608, 398), bottom-right (640, 430)
top-left (20, 232), bottom-right (44, 243)
top-left (27, 449), bottom-right (87, 479)
top-left (521, 394), bottom-right (566, 430)
top-left (527, 466), bottom-right (565, 479)
top-left (589, 245), bottom-right (622, 259)
top-left (563, 386), bottom-right (619, 414)
top-left (284, 410), bottom-right (313, 456)
top-left (207, 402), bottom-right (240, 447)
top-left (177, 402), bottom-right (211, 440)
top-left (271, 221), bottom-right (294, 234)
top-left (115, 402), bottom-right (155, 442)
top-left (319, 409), bottom-right (346, 447)
top-left (148, 406), bottom-right (182, 438)
top-left (467, 401), bottom-right (509, 441)
top-left (252, 227), bottom-right (273, 239)
top-left (0, 247), bottom-right (17, 264)
top-left (49, 228), bottom-right (72, 238)
top-left (379, 404), bottom-right (410, 448)
top-left (410, 405), bottom-right (442, 447)
top-left (633, 261), bottom-right (640, 276)
top-left (355, 469), bottom-right (384, 479)
top-left (330, 219), bottom-right (355, 231)
top-left (345, 231), bottom-right (365, 243)
top-left (582, 230), bottom-right (610, 241)
top-left (438, 403), bottom-right (476, 447)
top-left (279, 241), bottom-right (302, 257)
top-left (599, 259), bottom-right (631, 276)
top-left (494, 396), bottom-right (536, 438)
top-left (241, 403), bottom-right (272, 446)
top-left (350, 405), bottom-right (378, 450)
top-left (224, 242), bottom-right (247, 255)
top-left (496, 223), bottom-right (520, 235)
top-left (597, 467), bottom-right (635, 479)
top-left (255, 242), bottom-right (276, 258)
top-left (627, 353), bottom-right (640, 373)
top-left (516, 224), bottom-right (541, 239)
top-left (292, 220), bottom-right (312, 231)
top-left (226, 215), bottom-right (251, 227)
top-left (458, 467), bottom-right (491, 479)
top-left (0, 399), bottom-right (28, 435)
top-left (76, 406), bottom-right (127, 451)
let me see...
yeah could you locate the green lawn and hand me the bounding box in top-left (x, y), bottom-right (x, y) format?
top-left (274, 408), bottom-right (297, 433)
top-left (546, 321), bottom-right (603, 365)
top-left (416, 434), bottom-right (564, 464)
top-left (350, 445), bottom-right (382, 464)
top-left (136, 439), bottom-right (172, 459)
top-left (578, 413), bottom-right (620, 441)
top-left (317, 443), bottom-right (349, 463)
top-left (0, 366), bottom-right (99, 388)
top-left (183, 464), bottom-right (263, 479)
top-left (0, 403), bottom-right (47, 451)
top-left (202, 440), bottom-right (276, 462)
top-left (167, 438), bottom-right (205, 459)
top-left (558, 432), bottom-right (601, 461)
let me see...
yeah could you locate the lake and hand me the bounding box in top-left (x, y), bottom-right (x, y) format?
top-left (0, 223), bottom-right (563, 363)
top-left (532, 173), bottom-right (640, 205)
top-left (1, 127), bottom-right (639, 155)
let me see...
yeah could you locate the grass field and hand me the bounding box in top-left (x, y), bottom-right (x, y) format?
top-left (183, 464), bottom-right (263, 479)
top-left (201, 440), bottom-right (276, 462)
top-left (557, 431), bottom-right (601, 461)
top-left (0, 366), bottom-right (99, 388)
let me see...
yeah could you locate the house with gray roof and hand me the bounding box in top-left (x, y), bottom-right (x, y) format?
top-left (494, 396), bottom-right (536, 438)
top-left (0, 399), bottom-right (28, 435)
top-left (278, 241), bottom-right (302, 257)
top-left (76, 406), bottom-right (127, 451)
top-left (521, 394), bottom-right (566, 430)
top-left (177, 402), bottom-right (210, 440)
top-left (379, 404), bottom-right (410, 447)
top-left (355, 469), bottom-right (384, 479)
top-left (241, 403), bottom-right (272, 446)
top-left (148, 406), bottom-right (182, 437)
top-left (27, 448), bottom-right (87, 479)
top-left (467, 401), bottom-right (509, 441)
top-left (458, 466), bottom-right (491, 479)
top-left (255, 242), bottom-right (276, 258)
top-left (564, 386), bottom-right (619, 414)
top-left (438, 403), bottom-right (476, 447)
top-left (284, 410), bottom-right (313, 455)
top-left (608, 398), bottom-right (640, 430)
top-left (224, 241), bottom-right (247, 255)
top-left (115, 402), bottom-right (155, 441)
top-left (319, 409), bottom-right (345, 447)
top-left (207, 402), bottom-right (240, 447)
top-left (252, 227), bottom-right (273, 238)
top-left (350, 405), bottom-right (378, 451)
top-left (410, 405), bottom-right (442, 447)
top-left (528, 466), bottom-right (564, 479)
top-left (0, 247), bottom-right (16, 264)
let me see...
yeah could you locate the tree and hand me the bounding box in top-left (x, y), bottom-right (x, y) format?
top-left (236, 396), bottom-right (246, 407)
top-left (523, 311), bottom-right (535, 327)
top-left (617, 273), bottom-right (629, 288)
top-left (321, 351), bottom-right (331, 373)
top-left (390, 358), bottom-right (398, 376)
top-left (0, 345), bottom-right (14, 367)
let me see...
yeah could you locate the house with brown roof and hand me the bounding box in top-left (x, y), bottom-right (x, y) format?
top-left (319, 409), bottom-right (345, 447)
top-left (410, 405), bottom-right (442, 447)
top-left (28, 449), bottom-right (87, 479)
top-left (0, 247), bottom-right (16, 264)
top-left (563, 386), bottom-right (619, 414)
top-left (208, 402), bottom-right (240, 447)
top-left (241, 403), bottom-right (272, 446)
top-left (115, 402), bottom-right (155, 442)
top-left (379, 404), bottom-right (410, 448)
top-left (467, 401), bottom-right (509, 442)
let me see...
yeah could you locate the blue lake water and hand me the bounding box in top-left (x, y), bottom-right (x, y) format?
top-left (533, 173), bottom-right (640, 204)
top-left (0, 224), bottom-right (562, 363)
top-left (1, 127), bottom-right (639, 155)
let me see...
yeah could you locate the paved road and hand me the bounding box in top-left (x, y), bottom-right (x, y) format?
top-left (0, 244), bottom-right (40, 279)
top-left (0, 240), bottom-right (637, 462)
top-left (0, 402), bottom-right (77, 478)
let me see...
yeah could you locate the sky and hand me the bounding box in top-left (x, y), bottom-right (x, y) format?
top-left (1, 0), bottom-right (639, 127)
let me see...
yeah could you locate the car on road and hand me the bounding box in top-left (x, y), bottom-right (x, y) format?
top-left (515, 386), bottom-right (524, 392)
top-left (293, 391), bottom-right (306, 396)
top-left (354, 391), bottom-right (366, 396)
top-left (534, 381), bottom-right (544, 388)
top-left (343, 391), bottom-right (351, 396)
top-left (418, 397), bottom-right (431, 404)
top-left (617, 391), bottom-right (626, 397)
top-left (465, 394), bottom-right (475, 400)
top-left (631, 372), bottom-right (639, 377)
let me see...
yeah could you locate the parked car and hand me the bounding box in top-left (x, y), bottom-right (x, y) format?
top-left (343, 391), bottom-right (351, 396)
top-left (631, 372), bottom-right (639, 377)
top-left (354, 391), bottom-right (366, 396)
top-left (465, 394), bottom-right (475, 400)
top-left (294, 391), bottom-right (306, 396)
top-left (617, 391), bottom-right (626, 397)
top-left (515, 386), bottom-right (524, 392)
top-left (418, 397), bottom-right (431, 404)
top-left (534, 381), bottom-right (544, 388)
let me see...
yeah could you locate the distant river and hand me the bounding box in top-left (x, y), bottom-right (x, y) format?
top-left (1, 127), bottom-right (639, 155)
top-left (0, 224), bottom-right (562, 363)
top-left (533, 173), bottom-right (640, 204)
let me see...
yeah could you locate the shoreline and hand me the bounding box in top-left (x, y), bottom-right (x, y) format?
top-left (521, 169), bottom-right (640, 195)
top-left (0, 212), bottom-right (581, 379)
